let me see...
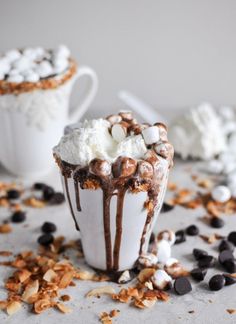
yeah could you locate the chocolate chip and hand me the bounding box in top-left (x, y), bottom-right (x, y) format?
top-left (37, 233), bottom-right (54, 246)
top-left (209, 274), bottom-right (225, 291)
top-left (218, 250), bottom-right (234, 265)
top-left (193, 248), bottom-right (208, 260)
top-left (219, 240), bottom-right (235, 253)
top-left (223, 260), bottom-right (236, 273)
top-left (161, 203), bottom-right (174, 213)
top-left (41, 222), bottom-right (57, 233)
top-left (33, 182), bottom-right (48, 190)
top-left (186, 225), bottom-right (199, 236)
top-left (198, 255), bottom-right (215, 268)
top-left (43, 186), bottom-right (55, 201)
top-left (174, 277), bottom-right (192, 295)
top-left (49, 192), bottom-right (65, 205)
top-left (11, 211), bottom-right (26, 223)
top-left (228, 232), bottom-right (236, 246)
top-left (210, 217), bottom-right (225, 228)
top-left (7, 189), bottom-right (21, 200)
top-left (223, 274), bottom-right (236, 286)
top-left (191, 268), bottom-right (207, 281)
top-left (175, 230), bottom-right (186, 244)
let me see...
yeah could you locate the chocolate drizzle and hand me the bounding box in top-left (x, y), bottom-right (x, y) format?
top-left (63, 176), bottom-right (79, 231)
top-left (55, 152), bottom-right (170, 271)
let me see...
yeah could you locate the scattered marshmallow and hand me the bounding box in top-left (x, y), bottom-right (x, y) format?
top-left (151, 269), bottom-right (172, 290)
top-left (7, 74), bottom-right (24, 83)
top-left (138, 252), bottom-right (158, 267)
top-left (211, 185), bottom-right (231, 203)
top-left (155, 240), bottom-right (171, 264)
top-left (157, 230), bottom-right (176, 246)
top-left (111, 123), bottom-right (127, 142)
top-left (118, 270), bottom-right (131, 284)
top-left (142, 126), bottom-right (160, 145)
top-left (164, 258), bottom-right (187, 278)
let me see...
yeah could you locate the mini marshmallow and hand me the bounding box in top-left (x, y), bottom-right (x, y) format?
top-left (24, 72), bottom-right (39, 83)
top-left (53, 57), bottom-right (68, 74)
top-left (137, 160), bottom-right (153, 179)
top-left (155, 240), bottom-right (171, 264)
top-left (119, 110), bottom-right (133, 121)
top-left (142, 126), bottom-right (160, 145)
top-left (0, 58), bottom-right (10, 74)
top-left (112, 157), bottom-right (137, 178)
top-left (36, 60), bottom-right (53, 78)
top-left (106, 114), bottom-right (122, 125)
top-left (5, 49), bottom-right (21, 62)
top-left (138, 252), bottom-right (158, 267)
top-left (154, 123), bottom-right (168, 141)
top-left (7, 74), bottom-right (24, 83)
top-left (89, 159), bottom-right (111, 177)
top-left (151, 269), bottom-right (172, 290)
top-left (118, 270), bottom-right (131, 284)
top-left (157, 230), bottom-right (176, 246)
top-left (211, 185), bottom-right (231, 203)
top-left (111, 123), bottom-right (127, 142)
top-left (54, 44), bottom-right (70, 59)
top-left (12, 56), bottom-right (32, 72)
top-left (165, 258), bottom-right (179, 267)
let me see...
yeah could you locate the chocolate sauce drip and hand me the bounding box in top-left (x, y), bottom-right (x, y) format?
top-left (64, 175), bottom-right (79, 231)
top-left (74, 179), bottom-right (81, 211)
top-left (113, 189), bottom-right (126, 271)
top-left (103, 189), bottom-right (113, 271)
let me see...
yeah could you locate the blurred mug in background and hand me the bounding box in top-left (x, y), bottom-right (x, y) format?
top-left (0, 45), bottom-right (98, 178)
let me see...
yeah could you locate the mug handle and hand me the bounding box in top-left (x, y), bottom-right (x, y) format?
top-left (68, 65), bottom-right (98, 123)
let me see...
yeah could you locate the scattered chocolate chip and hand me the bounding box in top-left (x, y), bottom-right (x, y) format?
top-left (219, 240), bottom-right (235, 253)
top-left (41, 222), bottom-right (57, 233)
top-left (193, 248), bottom-right (208, 260)
top-left (223, 274), bottom-right (236, 286)
top-left (191, 268), bottom-right (207, 281)
top-left (198, 255), bottom-right (215, 268)
top-left (210, 217), bottom-right (225, 228)
top-left (228, 232), bottom-right (236, 246)
top-left (37, 233), bottom-right (54, 246)
top-left (161, 202), bottom-right (174, 213)
top-left (218, 250), bottom-right (234, 265)
top-left (49, 192), bottom-right (65, 205)
top-left (175, 230), bottom-right (186, 244)
top-left (11, 211), bottom-right (26, 223)
top-left (43, 186), bottom-right (55, 201)
top-left (7, 189), bottom-right (20, 200)
top-left (186, 225), bottom-right (199, 236)
top-left (174, 277), bottom-right (192, 295)
top-left (222, 260), bottom-right (236, 273)
top-left (33, 182), bottom-right (48, 190)
top-left (209, 274), bottom-right (225, 291)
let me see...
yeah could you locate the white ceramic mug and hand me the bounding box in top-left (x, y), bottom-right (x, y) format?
top-left (0, 66), bottom-right (98, 177)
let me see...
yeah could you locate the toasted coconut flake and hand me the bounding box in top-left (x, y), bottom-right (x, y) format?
top-left (86, 286), bottom-right (116, 297)
top-left (109, 309), bottom-right (120, 318)
top-left (34, 298), bottom-right (51, 314)
top-left (16, 269), bottom-right (32, 283)
top-left (199, 233), bottom-right (223, 244)
top-left (0, 300), bottom-right (7, 310)
top-left (59, 271), bottom-right (74, 288)
top-left (75, 270), bottom-right (96, 281)
top-left (22, 280), bottom-right (39, 302)
top-left (56, 303), bottom-right (72, 314)
top-left (138, 268), bottom-right (156, 283)
top-left (0, 251), bottom-right (12, 256)
top-left (227, 309), bottom-right (236, 314)
top-left (6, 301), bottom-right (21, 315)
top-left (24, 197), bottom-right (46, 208)
top-left (134, 298), bottom-right (156, 309)
top-left (43, 269), bottom-right (57, 282)
top-left (0, 223), bottom-right (12, 234)
top-left (100, 312), bottom-right (112, 324)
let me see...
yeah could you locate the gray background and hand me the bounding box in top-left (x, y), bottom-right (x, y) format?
top-left (1, 0), bottom-right (236, 109)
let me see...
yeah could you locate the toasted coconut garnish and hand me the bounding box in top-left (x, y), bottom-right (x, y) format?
top-left (22, 280), bottom-right (39, 302)
top-left (56, 303), bottom-right (72, 314)
top-left (86, 286), bottom-right (116, 297)
top-left (16, 269), bottom-right (32, 283)
top-left (0, 251), bottom-right (13, 256)
top-left (24, 197), bottom-right (46, 208)
top-left (134, 298), bottom-right (156, 309)
top-left (199, 233), bottom-right (224, 244)
top-left (34, 299), bottom-right (52, 314)
top-left (99, 312), bottom-right (112, 324)
top-left (60, 295), bottom-right (71, 302)
top-left (226, 309), bottom-right (236, 314)
top-left (6, 301), bottom-right (22, 315)
top-left (0, 223), bottom-right (12, 234)
top-left (43, 269), bottom-right (58, 282)
top-left (143, 199), bottom-right (154, 212)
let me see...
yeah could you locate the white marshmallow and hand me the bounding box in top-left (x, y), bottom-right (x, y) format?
top-left (142, 126), bottom-right (160, 145)
top-left (165, 258), bottom-right (179, 267)
top-left (0, 58), bottom-right (11, 74)
top-left (155, 240), bottom-right (171, 264)
top-left (118, 270), bottom-right (131, 283)
top-left (154, 142), bottom-right (169, 158)
top-left (157, 230), bottom-right (176, 246)
top-left (24, 72), bottom-right (39, 83)
top-left (111, 123), bottom-right (127, 142)
top-left (5, 49), bottom-right (21, 62)
top-left (211, 185), bottom-right (231, 203)
top-left (151, 269), bottom-right (172, 290)
top-left (138, 252), bottom-right (158, 267)
top-left (36, 60), bottom-right (53, 78)
top-left (54, 44), bottom-right (70, 59)
top-left (12, 56), bottom-right (32, 72)
top-left (203, 159), bottom-right (224, 174)
top-left (7, 74), bottom-right (24, 83)
top-left (53, 57), bottom-right (68, 74)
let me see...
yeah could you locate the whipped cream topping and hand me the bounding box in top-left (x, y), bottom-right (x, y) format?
top-left (53, 118), bottom-right (148, 166)
top-left (169, 103), bottom-right (227, 160)
top-left (0, 45), bottom-right (71, 83)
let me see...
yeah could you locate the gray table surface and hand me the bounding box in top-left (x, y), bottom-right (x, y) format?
top-left (0, 158), bottom-right (235, 324)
